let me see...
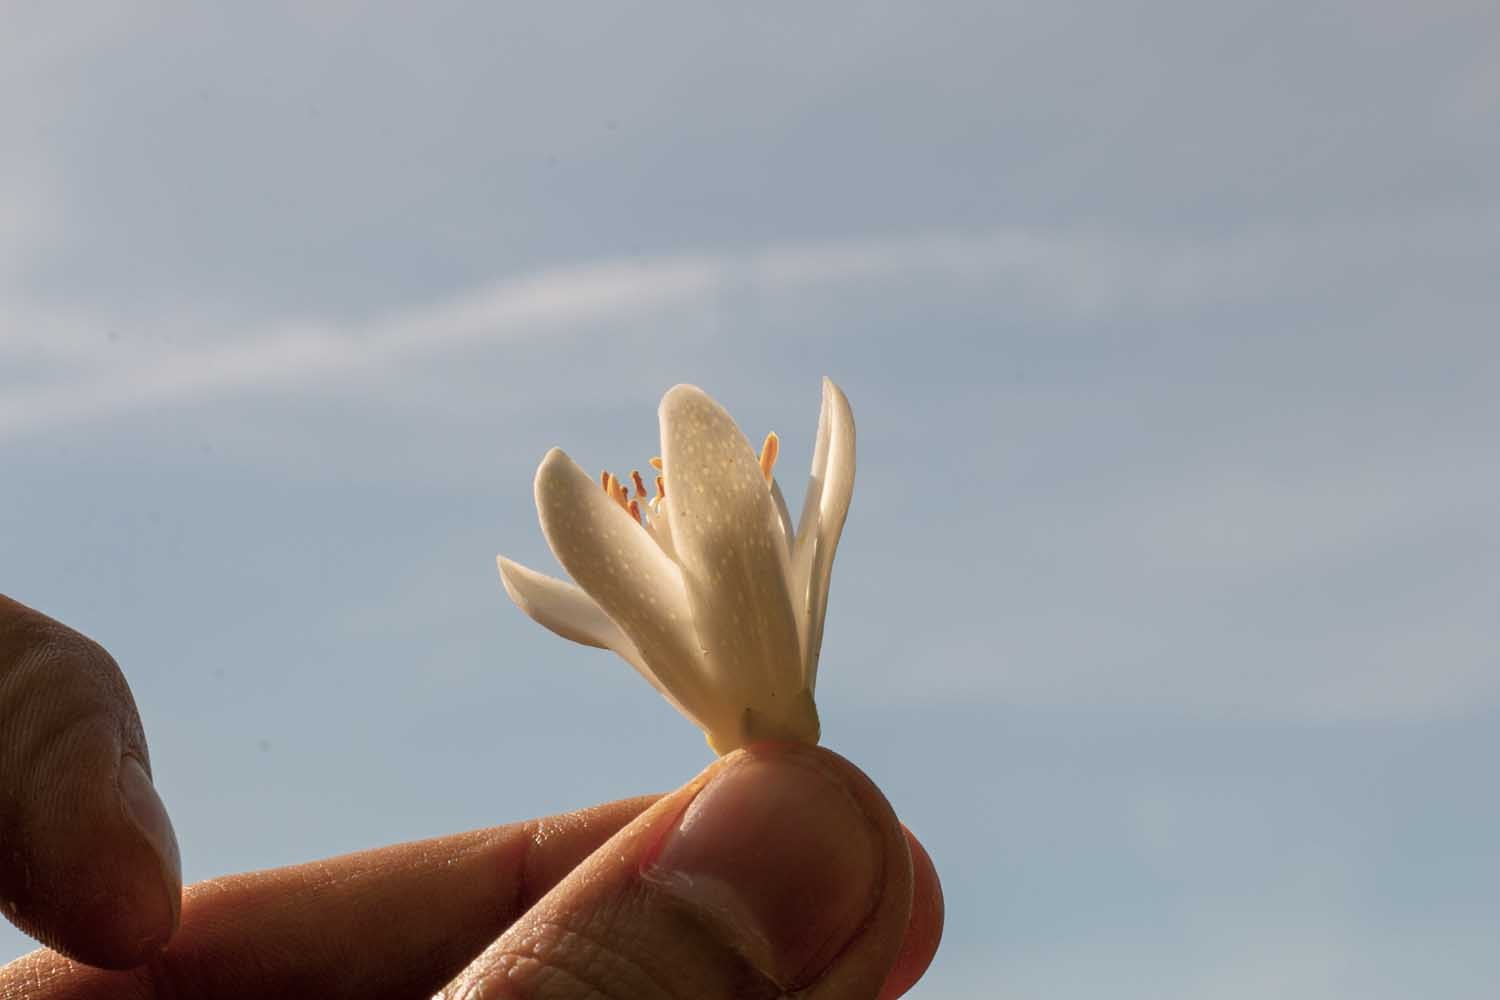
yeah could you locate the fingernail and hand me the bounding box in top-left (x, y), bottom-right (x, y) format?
top-left (643, 746), bottom-right (883, 989)
top-left (118, 756), bottom-right (183, 933)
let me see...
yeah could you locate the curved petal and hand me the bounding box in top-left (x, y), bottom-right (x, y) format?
top-left (496, 556), bottom-right (702, 724)
top-left (660, 386), bottom-right (803, 711)
top-left (532, 447), bottom-right (724, 731)
top-left (497, 556), bottom-right (628, 651)
top-left (643, 501), bottom-right (678, 561)
top-left (769, 478), bottom-right (795, 561)
top-left (790, 377), bottom-right (856, 689)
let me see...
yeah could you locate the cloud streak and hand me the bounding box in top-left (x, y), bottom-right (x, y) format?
top-left (4, 215), bottom-right (1496, 440)
top-left (0, 254), bottom-right (722, 439)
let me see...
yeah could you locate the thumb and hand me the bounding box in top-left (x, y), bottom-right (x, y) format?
top-left (444, 743), bottom-right (916, 999)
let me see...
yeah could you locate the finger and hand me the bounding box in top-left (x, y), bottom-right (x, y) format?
top-left (0, 794), bottom-right (659, 999)
top-left (0, 596), bottom-right (182, 969)
top-left (444, 742), bottom-right (933, 1000)
top-left (879, 826), bottom-right (945, 1000)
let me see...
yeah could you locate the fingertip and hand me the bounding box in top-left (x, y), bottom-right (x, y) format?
top-left (449, 743), bottom-right (916, 999)
top-left (14, 755), bottom-right (183, 970)
top-left (641, 744), bottom-right (885, 988)
top-left (878, 826), bottom-right (946, 999)
top-left (0, 597), bottom-right (183, 969)
top-left (117, 756), bottom-right (183, 942)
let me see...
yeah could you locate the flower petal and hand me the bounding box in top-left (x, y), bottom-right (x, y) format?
top-left (496, 556), bottom-right (702, 723)
top-left (532, 447), bottom-right (725, 730)
top-left (769, 478), bottom-right (795, 559)
top-left (642, 501), bottom-right (678, 560)
top-left (791, 377), bottom-right (856, 689)
top-left (496, 556), bottom-right (629, 651)
top-left (659, 386), bottom-right (805, 712)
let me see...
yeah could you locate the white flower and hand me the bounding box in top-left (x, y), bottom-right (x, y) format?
top-left (497, 378), bottom-right (855, 754)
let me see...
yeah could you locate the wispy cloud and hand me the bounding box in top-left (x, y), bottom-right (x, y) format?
top-left (5, 211), bottom-right (1497, 440)
top-left (0, 221), bottom-right (1412, 439)
top-left (0, 254), bottom-right (722, 439)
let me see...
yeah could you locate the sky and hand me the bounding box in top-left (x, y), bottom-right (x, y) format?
top-left (3, 3), bottom-right (1499, 996)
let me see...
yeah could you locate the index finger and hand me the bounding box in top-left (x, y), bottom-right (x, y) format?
top-left (0, 596), bottom-right (182, 968)
top-left (3, 794), bottom-right (661, 999)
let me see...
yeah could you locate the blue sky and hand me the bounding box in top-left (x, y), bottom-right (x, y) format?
top-left (4, 3), bottom-right (1499, 995)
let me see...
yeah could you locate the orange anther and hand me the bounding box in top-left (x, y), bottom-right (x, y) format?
top-left (758, 431), bottom-right (780, 482)
top-left (655, 475), bottom-right (665, 500)
top-left (606, 474), bottom-right (628, 509)
top-left (631, 470), bottom-right (647, 498)
top-left (649, 456), bottom-right (663, 471)
top-left (627, 498), bottom-right (643, 524)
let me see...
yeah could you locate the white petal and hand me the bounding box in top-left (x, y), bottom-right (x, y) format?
top-left (497, 556), bottom-right (626, 651)
top-left (643, 501), bottom-right (678, 560)
top-left (768, 479), bottom-right (799, 621)
top-left (770, 478), bottom-right (795, 559)
top-left (533, 447), bottom-right (725, 731)
top-left (660, 386), bottom-right (804, 711)
top-left (791, 377), bottom-right (856, 689)
top-left (496, 556), bottom-right (701, 723)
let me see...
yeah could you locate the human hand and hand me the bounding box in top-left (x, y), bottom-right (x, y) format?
top-left (1, 597), bottom-right (943, 998)
top-left (0, 595), bottom-right (182, 968)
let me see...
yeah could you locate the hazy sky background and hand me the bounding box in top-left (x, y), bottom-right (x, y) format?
top-left (4, 3), bottom-right (1499, 996)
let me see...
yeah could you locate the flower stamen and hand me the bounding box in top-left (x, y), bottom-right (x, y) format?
top-left (758, 431), bottom-right (780, 483)
top-left (600, 431), bottom-right (778, 530)
top-left (600, 466), bottom-right (665, 525)
top-left (599, 471), bottom-right (633, 513)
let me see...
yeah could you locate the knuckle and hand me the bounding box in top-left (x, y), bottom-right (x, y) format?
top-left (476, 912), bottom-right (684, 1000)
